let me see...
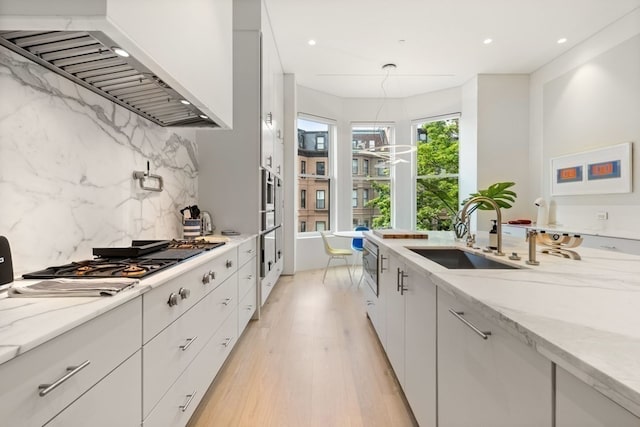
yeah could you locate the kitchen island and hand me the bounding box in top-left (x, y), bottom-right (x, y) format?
top-left (366, 230), bottom-right (640, 425)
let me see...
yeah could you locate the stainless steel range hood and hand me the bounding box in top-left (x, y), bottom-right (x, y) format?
top-left (0, 30), bottom-right (218, 128)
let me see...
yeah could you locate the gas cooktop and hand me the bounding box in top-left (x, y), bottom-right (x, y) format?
top-left (22, 258), bottom-right (178, 279)
top-left (22, 239), bottom-right (226, 280)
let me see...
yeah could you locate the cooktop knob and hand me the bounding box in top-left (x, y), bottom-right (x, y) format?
top-left (168, 293), bottom-right (179, 307)
top-left (179, 287), bottom-right (190, 300)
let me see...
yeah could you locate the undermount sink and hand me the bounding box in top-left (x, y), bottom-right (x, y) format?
top-left (408, 248), bottom-right (519, 270)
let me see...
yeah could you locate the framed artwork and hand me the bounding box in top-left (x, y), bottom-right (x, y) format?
top-left (550, 142), bottom-right (632, 196)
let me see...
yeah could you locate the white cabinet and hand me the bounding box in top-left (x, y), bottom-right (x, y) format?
top-left (45, 351), bottom-right (141, 427)
top-left (377, 252), bottom-right (437, 427)
top-left (0, 298), bottom-right (141, 427)
top-left (0, 0), bottom-right (233, 128)
top-left (556, 366), bottom-right (640, 427)
top-left (437, 290), bottom-right (552, 427)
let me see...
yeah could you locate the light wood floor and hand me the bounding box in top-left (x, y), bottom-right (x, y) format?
top-left (188, 266), bottom-right (417, 427)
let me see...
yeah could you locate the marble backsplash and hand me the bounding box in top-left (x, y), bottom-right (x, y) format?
top-left (0, 46), bottom-right (199, 276)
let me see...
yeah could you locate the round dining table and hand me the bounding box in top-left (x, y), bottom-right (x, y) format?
top-left (332, 230), bottom-right (365, 238)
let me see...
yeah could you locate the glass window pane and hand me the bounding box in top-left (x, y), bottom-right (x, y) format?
top-left (352, 190), bottom-right (358, 208)
top-left (316, 190), bottom-right (325, 209)
top-left (352, 125), bottom-right (392, 229)
top-left (298, 117), bottom-right (331, 232)
top-left (415, 117), bottom-right (459, 231)
top-left (316, 221), bottom-right (326, 231)
top-left (352, 159), bottom-right (358, 175)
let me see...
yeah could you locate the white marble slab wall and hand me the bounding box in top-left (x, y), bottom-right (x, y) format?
top-left (0, 46), bottom-right (199, 276)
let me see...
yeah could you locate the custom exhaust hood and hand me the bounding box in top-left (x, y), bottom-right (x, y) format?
top-left (0, 30), bottom-right (219, 128)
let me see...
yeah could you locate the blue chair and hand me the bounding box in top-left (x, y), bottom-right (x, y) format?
top-left (351, 226), bottom-right (369, 284)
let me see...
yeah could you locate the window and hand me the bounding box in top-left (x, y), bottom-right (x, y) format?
top-left (316, 190), bottom-right (325, 209)
top-left (351, 125), bottom-right (393, 229)
top-left (352, 190), bottom-right (358, 208)
top-left (415, 116), bottom-right (460, 231)
top-left (298, 116), bottom-right (332, 233)
top-left (316, 221), bottom-right (326, 231)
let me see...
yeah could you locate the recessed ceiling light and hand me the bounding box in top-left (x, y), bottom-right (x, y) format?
top-left (112, 47), bottom-right (130, 57)
top-left (483, 38), bottom-right (493, 45)
top-left (557, 38), bottom-right (568, 44)
top-left (180, 99), bottom-right (190, 105)
top-left (199, 114), bottom-right (208, 119)
top-left (308, 39), bottom-right (316, 46)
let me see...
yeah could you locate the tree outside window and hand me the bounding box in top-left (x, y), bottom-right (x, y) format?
top-left (416, 118), bottom-right (459, 231)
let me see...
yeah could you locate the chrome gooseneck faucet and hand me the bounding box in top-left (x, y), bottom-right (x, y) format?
top-left (460, 196), bottom-right (504, 256)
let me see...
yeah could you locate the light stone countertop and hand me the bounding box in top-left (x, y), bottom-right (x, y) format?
top-left (366, 230), bottom-right (640, 417)
top-left (0, 235), bottom-right (255, 366)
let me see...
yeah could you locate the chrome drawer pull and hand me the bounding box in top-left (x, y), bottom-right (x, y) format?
top-left (380, 255), bottom-right (388, 272)
top-left (38, 360), bottom-right (91, 397)
top-left (179, 390), bottom-right (197, 412)
top-left (448, 309), bottom-right (491, 340)
top-left (222, 297), bottom-right (233, 306)
top-left (246, 304), bottom-right (254, 311)
top-left (225, 260), bottom-right (233, 268)
top-left (222, 337), bottom-right (234, 348)
top-left (246, 274), bottom-right (253, 280)
top-left (179, 336), bottom-right (198, 351)
top-left (247, 248), bottom-right (254, 254)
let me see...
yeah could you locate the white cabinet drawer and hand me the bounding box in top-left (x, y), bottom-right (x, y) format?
top-left (238, 282), bottom-right (257, 334)
top-left (143, 307), bottom-right (238, 427)
top-left (45, 351), bottom-right (141, 427)
top-left (238, 238), bottom-right (257, 267)
top-left (143, 272), bottom-right (237, 416)
top-left (0, 298), bottom-right (141, 427)
top-left (143, 250), bottom-right (238, 343)
top-left (238, 256), bottom-right (256, 301)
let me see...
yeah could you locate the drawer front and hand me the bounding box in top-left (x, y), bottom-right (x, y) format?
top-left (0, 298), bottom-right (141, 427)
top-left (238, 238), bottom-right (257, 267)
top-left (238, 283), bottom-right (257, 335)
top-left (45, 351), bottom-right (141, 427)
top-left (143, 307), bottom-right (238, 427)
top-left (143, 273), bottom-right (238, 416)
top-left (143, 250), bottom-right (238, 343)
top-left (238, 256), bottom-right (257, 301)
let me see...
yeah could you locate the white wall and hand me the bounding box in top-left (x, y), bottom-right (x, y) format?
top-left (0, 46), bottom-right (198, 276)
top-left (530, 9), bottom-right (640, 237)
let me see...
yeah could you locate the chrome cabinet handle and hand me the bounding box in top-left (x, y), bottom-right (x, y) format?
top-left (246, 274), bottom-right (253, 280)
top-left (222, 337), bottom-right (234, 348)
top-left (245, 304), bottom-right (254, 311)
top-left (380, 255), bottom-right (388, 272)
top-left (396, 267), bottom-right (401, 291)
top-left (247, 248), bottom-right (255, 254)
top-left (38, 360), bottom-right (91, 397)
top-left (226, 260), bottom-right (233, 268)
top-left (202, 273), bottom-right (210, 284)
top-left (222, 297), bottom-right (233, 306)
top-left (366, 300), bottom-right (374, 306)
top-left (178, 287), bottom-right (190, 300)
top-left (209, 271), bottom-right (216, 280)
top-left (179, 391), bottom-right (197, 412)
top-left (179, 336), bottom-right (198, 351)
top-left (168, 293), bottom-right (179, 307)
top-left (400, 271), bottom-right (408, 295)
top-left (448, 309), bottom-right (491, 340)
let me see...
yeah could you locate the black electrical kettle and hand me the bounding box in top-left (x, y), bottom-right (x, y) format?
top-left (0, 236), bottom-right (14, 286)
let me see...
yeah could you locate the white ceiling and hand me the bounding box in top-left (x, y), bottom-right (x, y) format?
top-left (264, 0), bottom-right (640, 98)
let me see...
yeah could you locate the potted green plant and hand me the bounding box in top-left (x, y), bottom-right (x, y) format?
top-left (453, 181), bottom-right (517, 238)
